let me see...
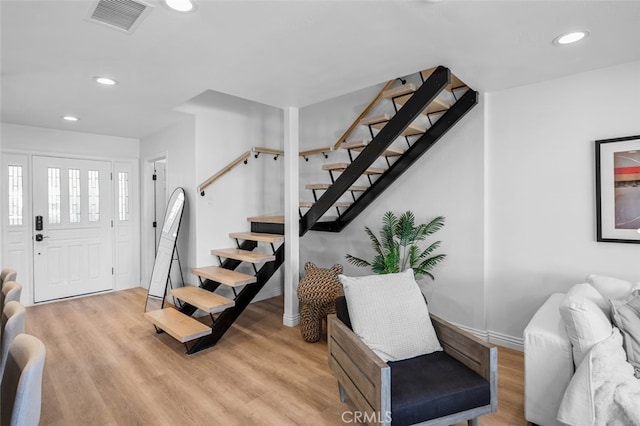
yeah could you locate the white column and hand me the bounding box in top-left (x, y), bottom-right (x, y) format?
top-left (283, 107), bottom-right (300, 326)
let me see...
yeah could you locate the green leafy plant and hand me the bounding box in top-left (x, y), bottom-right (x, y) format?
top-left (345, 211), bottom-right (446, 279)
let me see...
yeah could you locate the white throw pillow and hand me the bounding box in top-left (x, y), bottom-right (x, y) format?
top-left (586, 274), bottom-right (640, 300)
top-left (559, 283), bottom-right (613, 367)
top-left (339, 269), bottom-right (442, 362)
top-left (568, 282), bottom-right (610, 317)
top-left (610, 290), bottom-right (640, 378)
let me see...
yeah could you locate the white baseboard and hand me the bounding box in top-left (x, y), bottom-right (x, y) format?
top-left (253, 285), bottom-right (301, 327)
top-left (253, 286), bottom-right (283, 303)
top-left (488, 330), bottom-right (524, 352)
top-left (282, 313), bottom-right (300, 327)
top-left (454, 322), bottom-right (489, 340)
top-left (452, 322), bottom-right (524, 352)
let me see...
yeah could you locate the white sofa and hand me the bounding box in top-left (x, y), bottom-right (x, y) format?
top-left (524, 293), bottom-right (574, 426)
top-left (523, 276), bottom-right (640, 426)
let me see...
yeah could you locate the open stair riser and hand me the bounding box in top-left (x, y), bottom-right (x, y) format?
top-left (299, 66), bottom-right (454, 235)
top-left (211, 248), bottom-right (276, 264)
top-left (360, 114), bottom-right (427, 137)
top-left (382, 83), bottom-right (451, 115)
top-left (228, 232), bottom-right (284, 244)
top-left (171, 286), bottom-right (235, 314)
top-left (144, 307), bottom-right (212, 343)
top-left (341, 141), bottom-right (405, 158)
top-left (192, 266), bottom-right (257, 287)
top-left (179, 239), bottom-right (257, 317)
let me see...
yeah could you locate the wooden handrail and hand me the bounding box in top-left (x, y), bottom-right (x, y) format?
top-left (199, 78), bottom-right (396, 196)
top-left (252, 146), bottom-right (284, 158)
top-left (299, 146), bottom-right (333, 159)
top-left (332, 79), bottom-right (397, 150)
top-left (198, 151), bottom-right (251, 195)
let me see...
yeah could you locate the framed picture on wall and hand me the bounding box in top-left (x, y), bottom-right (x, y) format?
top-left (596, 135), bottom-right (640, 243)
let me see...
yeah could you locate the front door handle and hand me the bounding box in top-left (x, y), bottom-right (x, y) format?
top-left (35, 234), bottom-right (49, 242)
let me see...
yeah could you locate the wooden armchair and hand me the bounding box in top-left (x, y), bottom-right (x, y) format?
top-left (328, 298), bottom-right (497, 426)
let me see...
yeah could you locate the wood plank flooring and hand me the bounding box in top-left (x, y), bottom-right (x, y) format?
top-left (26, 288), bottom-right (528, 425)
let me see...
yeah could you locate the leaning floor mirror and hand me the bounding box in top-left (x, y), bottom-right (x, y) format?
top-left (144, 187), bottom-right (186, 313)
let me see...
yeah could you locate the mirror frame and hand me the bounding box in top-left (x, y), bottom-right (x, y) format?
top-left (144, 187), bottom-right (186, 312)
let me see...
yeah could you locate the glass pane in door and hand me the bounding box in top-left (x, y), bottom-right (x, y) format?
top-left (48, 167), bottom-right (61, 224)
top-left (88, 170), bottom-right (100, 222)
top-left (68, 169), bottom-right (81, 223)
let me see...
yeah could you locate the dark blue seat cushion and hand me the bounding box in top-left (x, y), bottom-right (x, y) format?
top-left (335, 296), bottom-right (352, 329)
top-left (389, 351), bottom-right (490, 425)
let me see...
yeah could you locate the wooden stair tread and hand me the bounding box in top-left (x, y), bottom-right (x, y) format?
top-left (193, 266), bottom-right (257, 287)
top-left (359, 114), bottom-right (426, 136)
top-left (382, 85), bottom-right (449, 114)
top-left (144, 307), bottom-right (211, 343)
top-left (421, 67), bottom-right (467, 92)
top-left (211, 248), bottom-right (275, 263)
top-left (381, 83), bottom-right (419, 99)
top-left (359, 114), bottom-right (392, 126)
top-left (305, 183), bottom-right (368, 192)
top-left (341, 140), bottom-right (404, 157)
top-left (322, 163), bottom-right (385, 175)
top-left (171, 286), bottom-right (235, 314)
top-left (247, 215), bottom-right (284, 224)
top-left (229, 232), bottom-right (284, 244)
top-left (299, 201), bottom-right (352, 208)
top-left (404, 95), bottom-right (449, 114)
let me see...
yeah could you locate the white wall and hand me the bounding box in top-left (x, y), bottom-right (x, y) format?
top-left (140, 116), bottom-right (196, 290)
top-left (300, 61), bottom-right (640, 347)
top-left (1, 123), bottom-right (139, 158)
top-left (0, 123), bottom-right (141, 304)
top-left (298, 79), bottom-right (487, 332)
top-left (178, 90), bottom-right (285, 300)
top-left (486, 60), bottom-right (640, 341)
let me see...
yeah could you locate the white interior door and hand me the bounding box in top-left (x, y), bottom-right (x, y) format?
top-left (32, 156), bottom-right (113, 302)
top-left (153, 160), bottom-right (167, 252)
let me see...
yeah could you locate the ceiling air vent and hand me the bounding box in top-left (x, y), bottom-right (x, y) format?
top-left (87, 0), bottom-right (153, 34)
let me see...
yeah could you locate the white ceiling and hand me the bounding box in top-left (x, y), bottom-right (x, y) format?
top-left (1, 0), bottom-right (639, 140)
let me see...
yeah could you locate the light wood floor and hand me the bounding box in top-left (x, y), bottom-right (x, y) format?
top-left (26, 288), bottom-right (527, 425)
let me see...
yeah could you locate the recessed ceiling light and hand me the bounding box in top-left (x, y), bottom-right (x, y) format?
top-left (62, 115), bottom-right (79, 122)
top-left (164, 0), bottom-right (195, 12)
top-left (553, 31), bottom-right (589, 46)
top-left (94, 76), bottom-right (118, 86)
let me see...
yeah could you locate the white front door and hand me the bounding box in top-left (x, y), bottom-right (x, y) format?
top-left (32, 156), bottom-right (113, 302)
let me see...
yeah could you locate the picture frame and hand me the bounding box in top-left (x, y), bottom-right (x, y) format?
top-left (595, 135), bottom-right (640, 243)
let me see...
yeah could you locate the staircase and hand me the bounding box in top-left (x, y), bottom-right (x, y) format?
top-left (145, 216), bottom-right (284, 354)
top-left (300, 65), bottom-right (478, 234)
top-left (145, 66), bottom-right (477, 354)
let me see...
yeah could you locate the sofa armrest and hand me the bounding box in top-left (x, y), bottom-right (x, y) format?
top-left (430, 314), bottom-right (498, 412)
top-left (327, 314), bottom-right (390, 422)
top-left (524, 293), bottom-right (574, 426)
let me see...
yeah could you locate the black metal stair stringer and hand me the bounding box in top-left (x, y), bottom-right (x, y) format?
top-left (178, 239), bottom-right (257, 317)
top-left (186, 242), bottom-right (285, 354)
top-left (299, 66), bottom-right (452, 236)
top-left (310, 87), bottom-right (479, 232)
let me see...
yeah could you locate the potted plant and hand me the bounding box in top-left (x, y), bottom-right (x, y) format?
top-left (345, 211), bottom-right (446, 280)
